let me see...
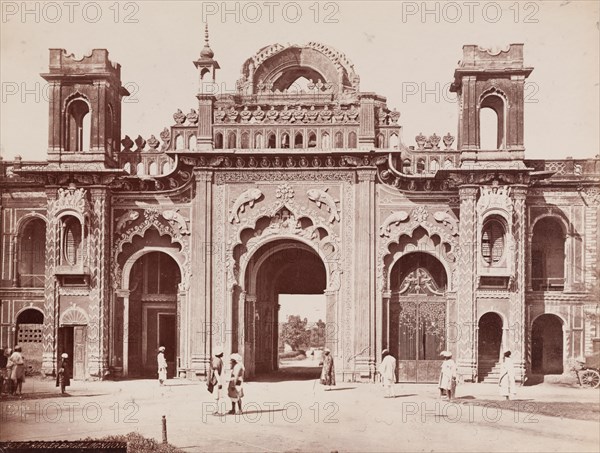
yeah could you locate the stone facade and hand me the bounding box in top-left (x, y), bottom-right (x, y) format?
top-left (1, 39), bottom-right (598, 383)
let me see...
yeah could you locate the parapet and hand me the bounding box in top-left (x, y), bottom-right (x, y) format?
top-left (44, 48), bottom-right (121, 78)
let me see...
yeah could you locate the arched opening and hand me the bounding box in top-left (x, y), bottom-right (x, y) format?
top-left (294, 132), bottom-right (304, 149)
top-left (149, 161), bottom-right (158, 176)
top-left (307, 132), bottom-right (317, 148)
top-left (267, 133), bottom-right (276, 149)
top-left (479, 94), bottom-right (505, 150)
top-left (60, 216), bottom-right (83, 267)
top-left (18, 218), bottom-right (46, 287)
top-left (444, 158), bottom-right (453, 169)
top-left (481, 216), bottom-right (506, 266)
top-left (188, 134), bottom-right (197, 151)
top-left (126, 251), bottom-right (181, 378)
top-left (389, 252), bottom-right (447, 383)
top-left (416, 159), bottom-right (426, 174)
top-left (348, 131), bottom-right (357, 149)
top-left (106, 104), bottom-right (115, 155)
top-left (15, 308), bottom-right (44, 376)
top-left (281, 132), bottom-right (290, 149)
top-left (321, 132), bottom-right (331, 149)
top-left (241, 238), bottom-right (327, 380)
top-left (402, 159), bottom-right (412, 174)
top-left (65, 98), bottom-right (90, 152)
top-left (254, 132), bottom-right (263, 149)
top-left (241, 132), bottom-right (250, 149)
top-left (136, 162), bottom-right (145, 176)
top-left (214, 132), bottom-right (223, 149)
top-left (377, 133), bottom-right (385, 148)
top-left (389, 133), bottom-right (399, 149)
top-left (123, 162), bottom-right (132, 174)
top-left (477, 312), bottom-right (503, 382)
top-left (334, 131), bottom-right (343, 149)
top-left (161, 161), bottom-right (171, 175)
top-left (532, 218), bottom-right (566, 291)
top-left (227, 131), bottom-right (237, 149)
top-left (532, 314), bottom-right (564, 374)
top-left (429, 159), bottom-right (439, 173)
top-left (274, 71), bottom-right (324, 92)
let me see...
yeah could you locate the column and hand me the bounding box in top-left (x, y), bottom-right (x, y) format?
top-left (456, 185), bottom-right (478, 381)
top-left (189, 170), bottom-right (213, 376)
top-left (118, 289), bottom-right (130, 376)
top-left (358, 95), bottom-right (376, 150)
top-left (196, 95), bottom-right (215, 151)
top-left (382, 290), bottom-right (392, 351)
top-left (354, 169), bottom-right (376, 380)
top-left (511, 185), bottom-right (528, 381)
top-left (41, 188), bottom-right (59, 376)
top-left (324, 290), bottom-right (337, 355)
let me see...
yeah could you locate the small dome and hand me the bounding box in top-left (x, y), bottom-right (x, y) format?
top-left (200, 44), bottom-right (214, 59)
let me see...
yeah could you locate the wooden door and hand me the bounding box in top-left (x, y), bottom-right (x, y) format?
top-left (73, 326), bottom-right (86, 380)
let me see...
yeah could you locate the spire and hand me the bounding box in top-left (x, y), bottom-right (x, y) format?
top-left (200, 22), bottom-right (214, 59)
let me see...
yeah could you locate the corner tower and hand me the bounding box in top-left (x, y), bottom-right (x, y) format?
top-left (450, 44), bottom-right (533, 164)
top-left (41, 49), bottom-right (130, 167)
top-left (194, 24), bottom-right (220, 151)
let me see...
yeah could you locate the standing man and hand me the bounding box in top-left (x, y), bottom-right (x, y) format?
top-left (379, 349), bottom-right (397, 398)
top-left (499, 350), bottom-right (517, 400)
top-left (210, 350), bottom-right (224, 415)
top-left (157, 346), bottom-right (167, 386)
top-left (438, 351), bottom-right (457, 400)
top-left (56, 353), bottom-right (71, 395)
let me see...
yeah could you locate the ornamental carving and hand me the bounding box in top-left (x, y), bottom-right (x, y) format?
top-left (49, 186), bottom-right (90, 216)
top-left (173, 109), bottom-right (186, 124)
top-left (275, 183), bottom-right (294, 203)
top-left (162, 209), bottom-right (190, 235)
top-left (433, 211), bottom-right (459, 235)
top-left (115, 210), bottom-right (140, 232)
top-left (379, 210), bottom-right (409, 237)
top-left (186, 109), bottom-right (198, 125)
top-left (229, 188), bottom-right (263, 223)
top-left (307, 188), bottom-right (340, 223)
top-left (478, 183), bottom-right (513, 214)
top-left (398, 268), bottom-right (443, 296)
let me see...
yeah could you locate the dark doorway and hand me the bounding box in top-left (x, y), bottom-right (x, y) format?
top-left (158, 313), bottom-right (177, 378)
top-left (532, 314), bottom-right (564, 374)
top-left (58, 326), bottom-right (86, 379)
top-left (477, 312), bottom-right (503, 382)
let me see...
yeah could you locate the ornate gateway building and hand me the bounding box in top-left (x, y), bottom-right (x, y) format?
top-left (1, 34), bottom-right (599, 384)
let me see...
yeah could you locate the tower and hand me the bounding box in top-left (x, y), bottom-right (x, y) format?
top-left (41, 49), bottom-right (130, 167)
top-left (450, 44), bottom-right (533, 165)
top-left (193, 24), bottom-right (220, 151)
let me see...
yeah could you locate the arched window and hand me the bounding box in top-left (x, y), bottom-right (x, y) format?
top-left (322, 132), bottom-right (331, 149)
top-left (481, 218), bottom-right (505, 265)
top-left (416, 159), bottom-right (426, 174)
top-left (227, 131), bottom-right (237, 149)
top-left (389, 133), bottom-right (399, 149)
top-left (19, 219), bottom-right (46, 287)
top-left (241, 132), bottom-right (250, 149)
top-left (334, 131), bottom-right (344, 149)
top-left (136, 162), bottom-right (145, 176)
top-left (402, 159), bottom-right (412, 174)
top-left (480, 94), bottom-right (505, 150)
top-left (348, 132), bottom-right (357, 149)
top-left (65, 98), bottom-right (90, 152)
top-left (61, 216), bottom-right (82, 266)
top-left (281, 133), bottom-right (290, 149)
top-left (214, 132), bottom-right (223, 149)
top-left (307, 132), bottom-right (317, 148)
top-left (444, 158), bottom-right (453, 169)
top-left (532, 218), bottom-right (566, 290)
top-left (123, 162), bottom-right (132, 174)
top-left (429, 159), bottom-right (439, 173)
top-left (162, 161), bottom-right (171, 175)
top-left (188, 135), bottom-right (197, 151)
top-left (267, 133), bottom-right (276, 148)
top-left (149, 161), bottom-right (158, 175)
top-left (294, 132), bottom-right (303, 149)
top-left (174, 135), bottom-right (183, 151)
top-left (254, 132), bottom-right (263, 149)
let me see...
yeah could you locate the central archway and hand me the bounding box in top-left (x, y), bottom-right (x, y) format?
top-left (241, 238), bottom-right (327, 379)
top-left (388, 252), bottom-right (447, 383)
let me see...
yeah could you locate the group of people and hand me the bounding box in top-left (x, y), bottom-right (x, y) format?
top-left (0, 346), bottom-right (26, 396)
top-left (438, 349), bottom-right (517, 400)
top-left (157, 345), bottom-right (518, 408)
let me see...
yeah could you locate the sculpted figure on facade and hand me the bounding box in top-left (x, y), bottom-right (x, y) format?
top-left (379, 210), bottom-right (410, 237)
top-left (307, 188), bottom-right (340, 223)
top-left (229, 188), bottom-right (263, 223)
top-left (115, 210), bottom-right (140, 232)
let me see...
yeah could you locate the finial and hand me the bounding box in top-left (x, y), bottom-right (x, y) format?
top-left (200, 22), bottom-right (214, 59)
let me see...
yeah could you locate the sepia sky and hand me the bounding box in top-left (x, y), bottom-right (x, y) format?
top-left (1, 0), bottom-right (598, 161)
